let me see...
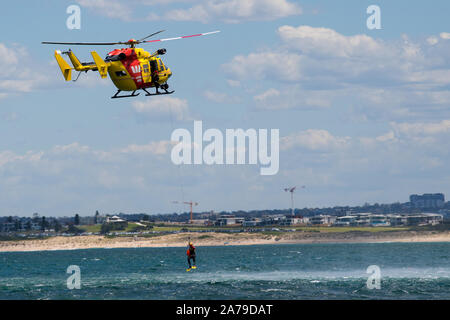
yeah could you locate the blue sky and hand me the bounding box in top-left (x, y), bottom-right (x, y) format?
top-left (1, 0), bottom-right (450, 216)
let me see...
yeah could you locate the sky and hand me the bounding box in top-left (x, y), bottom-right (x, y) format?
top-left (0, 0), bottom-right (450, 217)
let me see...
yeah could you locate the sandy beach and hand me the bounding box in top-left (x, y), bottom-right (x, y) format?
top-left (1, 230), bottom-right (450, 252)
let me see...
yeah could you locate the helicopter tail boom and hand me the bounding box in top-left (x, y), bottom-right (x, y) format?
top-left (66, 50), bottom-right (84, 71)
top-left (54, 50), bottom-right (72, 81)
top-left (65, 50), bottom-right (103, 73)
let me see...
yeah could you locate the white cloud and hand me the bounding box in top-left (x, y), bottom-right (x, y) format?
top-left (0, 150), bottom-right (43, 167)
top-left (76, 0), bottom-right (301, 23)
top-left (278, 25), bottom-right (384, 58)
top-left (0, 43), bottom-right (50, 97)
top-left (440, 32), bottom-right (450, 40)
top-left (253, 86), bottom-right (332, 110)
top-left (225, 25), bottom-right (450, 88)
top-left (76, 0), bottom-right (133, 21)
top-left (254, 88), bottom-right (280, 102)
top-left (227, 79), bottom-right (241, 87)
top-left (223, 51), bottom-right (302, 82)
top-left (0, 140), bottom-right (180, 215)
top-left (358, 120), bottom-right (450, 150)
top-left (391, 120), bottom-right (450, 136)
top-left (52, 143), bottom-right (90, 155)
top-left (164, 0), bottom-right (302, 23)
top-left (121, 141), bottom-right (173, 155)
top-left (0, 43), bottom-right (19, 66)
top-left (203, 90), bottom-right (240, 103)
top-left (427, 36), bottom-right (439, 46)
top-left (224, 25), bottom-right (450, 119)
top-left (375, 131), bottom-right (396, 142)
top-left (132, 97), bottom-right (190, 121)
top-left (0, 141), bottom-right (173, 168)
top-left (281, 129), bottom-right (350, 152)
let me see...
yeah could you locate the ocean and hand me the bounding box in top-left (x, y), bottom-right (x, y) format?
top-left (0, 242), bottom-right (449, 300)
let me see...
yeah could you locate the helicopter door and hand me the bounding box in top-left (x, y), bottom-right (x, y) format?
top-left (157, 59), bottom-right (166, 75)
top-left (141, 62), bottom-right (151, 83)
top-left (150, 60), bottom-right (159, 83)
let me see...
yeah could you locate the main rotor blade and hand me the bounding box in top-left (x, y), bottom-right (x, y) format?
top-left (138, 30), bottom-right (166, 42)
top-left (42, 41), bottom-right (127, 45)
top-left (142, 30), bottom-right (220, 44)
top-left (42, 30), bottom-right (220, 46)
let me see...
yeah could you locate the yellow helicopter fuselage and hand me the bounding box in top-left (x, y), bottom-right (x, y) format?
top-left (106, 47), bottom-right (172, 91)
top-left (55, 47), bottom-right (172, 92)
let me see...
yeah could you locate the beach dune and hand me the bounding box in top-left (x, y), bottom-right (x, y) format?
top-left (1, 230), bottom-right (449, 252)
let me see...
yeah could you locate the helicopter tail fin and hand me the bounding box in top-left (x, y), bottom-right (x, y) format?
top-left (91, 51), bottom-right (108, 79)
top-left (54, 50), bottom-right (72, 81)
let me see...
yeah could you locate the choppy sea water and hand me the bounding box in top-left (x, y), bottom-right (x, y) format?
top-left (0, 242), bottom-right (449, 299)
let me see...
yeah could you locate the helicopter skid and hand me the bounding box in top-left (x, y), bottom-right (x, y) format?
top-left (142, 87), bottom-right (175, 96)
top-left (144, 90), bottom-right (175, 96)
top-left (111, 90), bottom-right (140, 99)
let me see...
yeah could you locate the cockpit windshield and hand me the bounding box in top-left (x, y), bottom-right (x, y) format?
top-left (105, 54), bottom-right (119, 62)
top-left (105, 52), bottom-right (126, 62)
top-left (158, 59), bottom-right (167, 71)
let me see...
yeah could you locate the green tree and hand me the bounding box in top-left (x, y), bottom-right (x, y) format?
top-left (100, 223), bottom-right (111, 234)
top-left (53, 220), bottom-right (61, 233)
top-left (94, 211), bottom-right (99, 224)
top-left (15, 220), bottom-right (21, 231)
top-left (67, 223), bottom-right (82, 234)
top-left (74, 214), bottom-right (80, 225)
top-left (41, 216), bottom-right (47, 231)
top-left (32, 213), bottom-right (40, 224)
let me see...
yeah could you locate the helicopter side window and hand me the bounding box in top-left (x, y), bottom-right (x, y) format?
top-left (115, 71), bottom-right (127, 77)
top-left (143, 64), bottom-right (149, 73)
top-left (105, 55), bottom-right (116, 62)
top-left (158, 60), bottom-right (165, 72)
top-left (105, 54), bottom-right (125, 62)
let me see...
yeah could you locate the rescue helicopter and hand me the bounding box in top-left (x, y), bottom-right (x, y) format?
top-left (42, 30), bottom-right (220, 99)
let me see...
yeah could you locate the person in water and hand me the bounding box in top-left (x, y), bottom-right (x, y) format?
top-left (187, 242), bottom-right (196, 269)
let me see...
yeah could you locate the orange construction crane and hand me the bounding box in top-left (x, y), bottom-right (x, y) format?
top-left (172, 200), bottom-right (198, 223)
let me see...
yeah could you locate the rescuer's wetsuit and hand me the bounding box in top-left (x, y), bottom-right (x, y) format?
top-left (187, 244), bottom-right (196, 268)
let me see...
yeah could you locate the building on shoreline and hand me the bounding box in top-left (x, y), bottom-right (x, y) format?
top-left (309, 215), bottom-right (336, 226)
top-left (0, 217), bottom-right (46, 233)
top-left (410, 193), bottom-right (445, 209)
top-left (215, 215), bottom-right (245, 226)
top-left (333, 212), bottom-right (442, 227)
top-left (216, 212), bottom-right (443, 228)
top-left (237, 212), bottom-right (443, 228)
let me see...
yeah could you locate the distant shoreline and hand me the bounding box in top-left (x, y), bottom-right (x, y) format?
top-left (1, 230), bottom-right (449, 252)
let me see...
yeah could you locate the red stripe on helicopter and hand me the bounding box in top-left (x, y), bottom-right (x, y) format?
top-left (112, 48), bottom-right (144, 89)
top-left (182, 34), bottom-right (202, 38)
top-left (143, 31), bottom-right (219, 43)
